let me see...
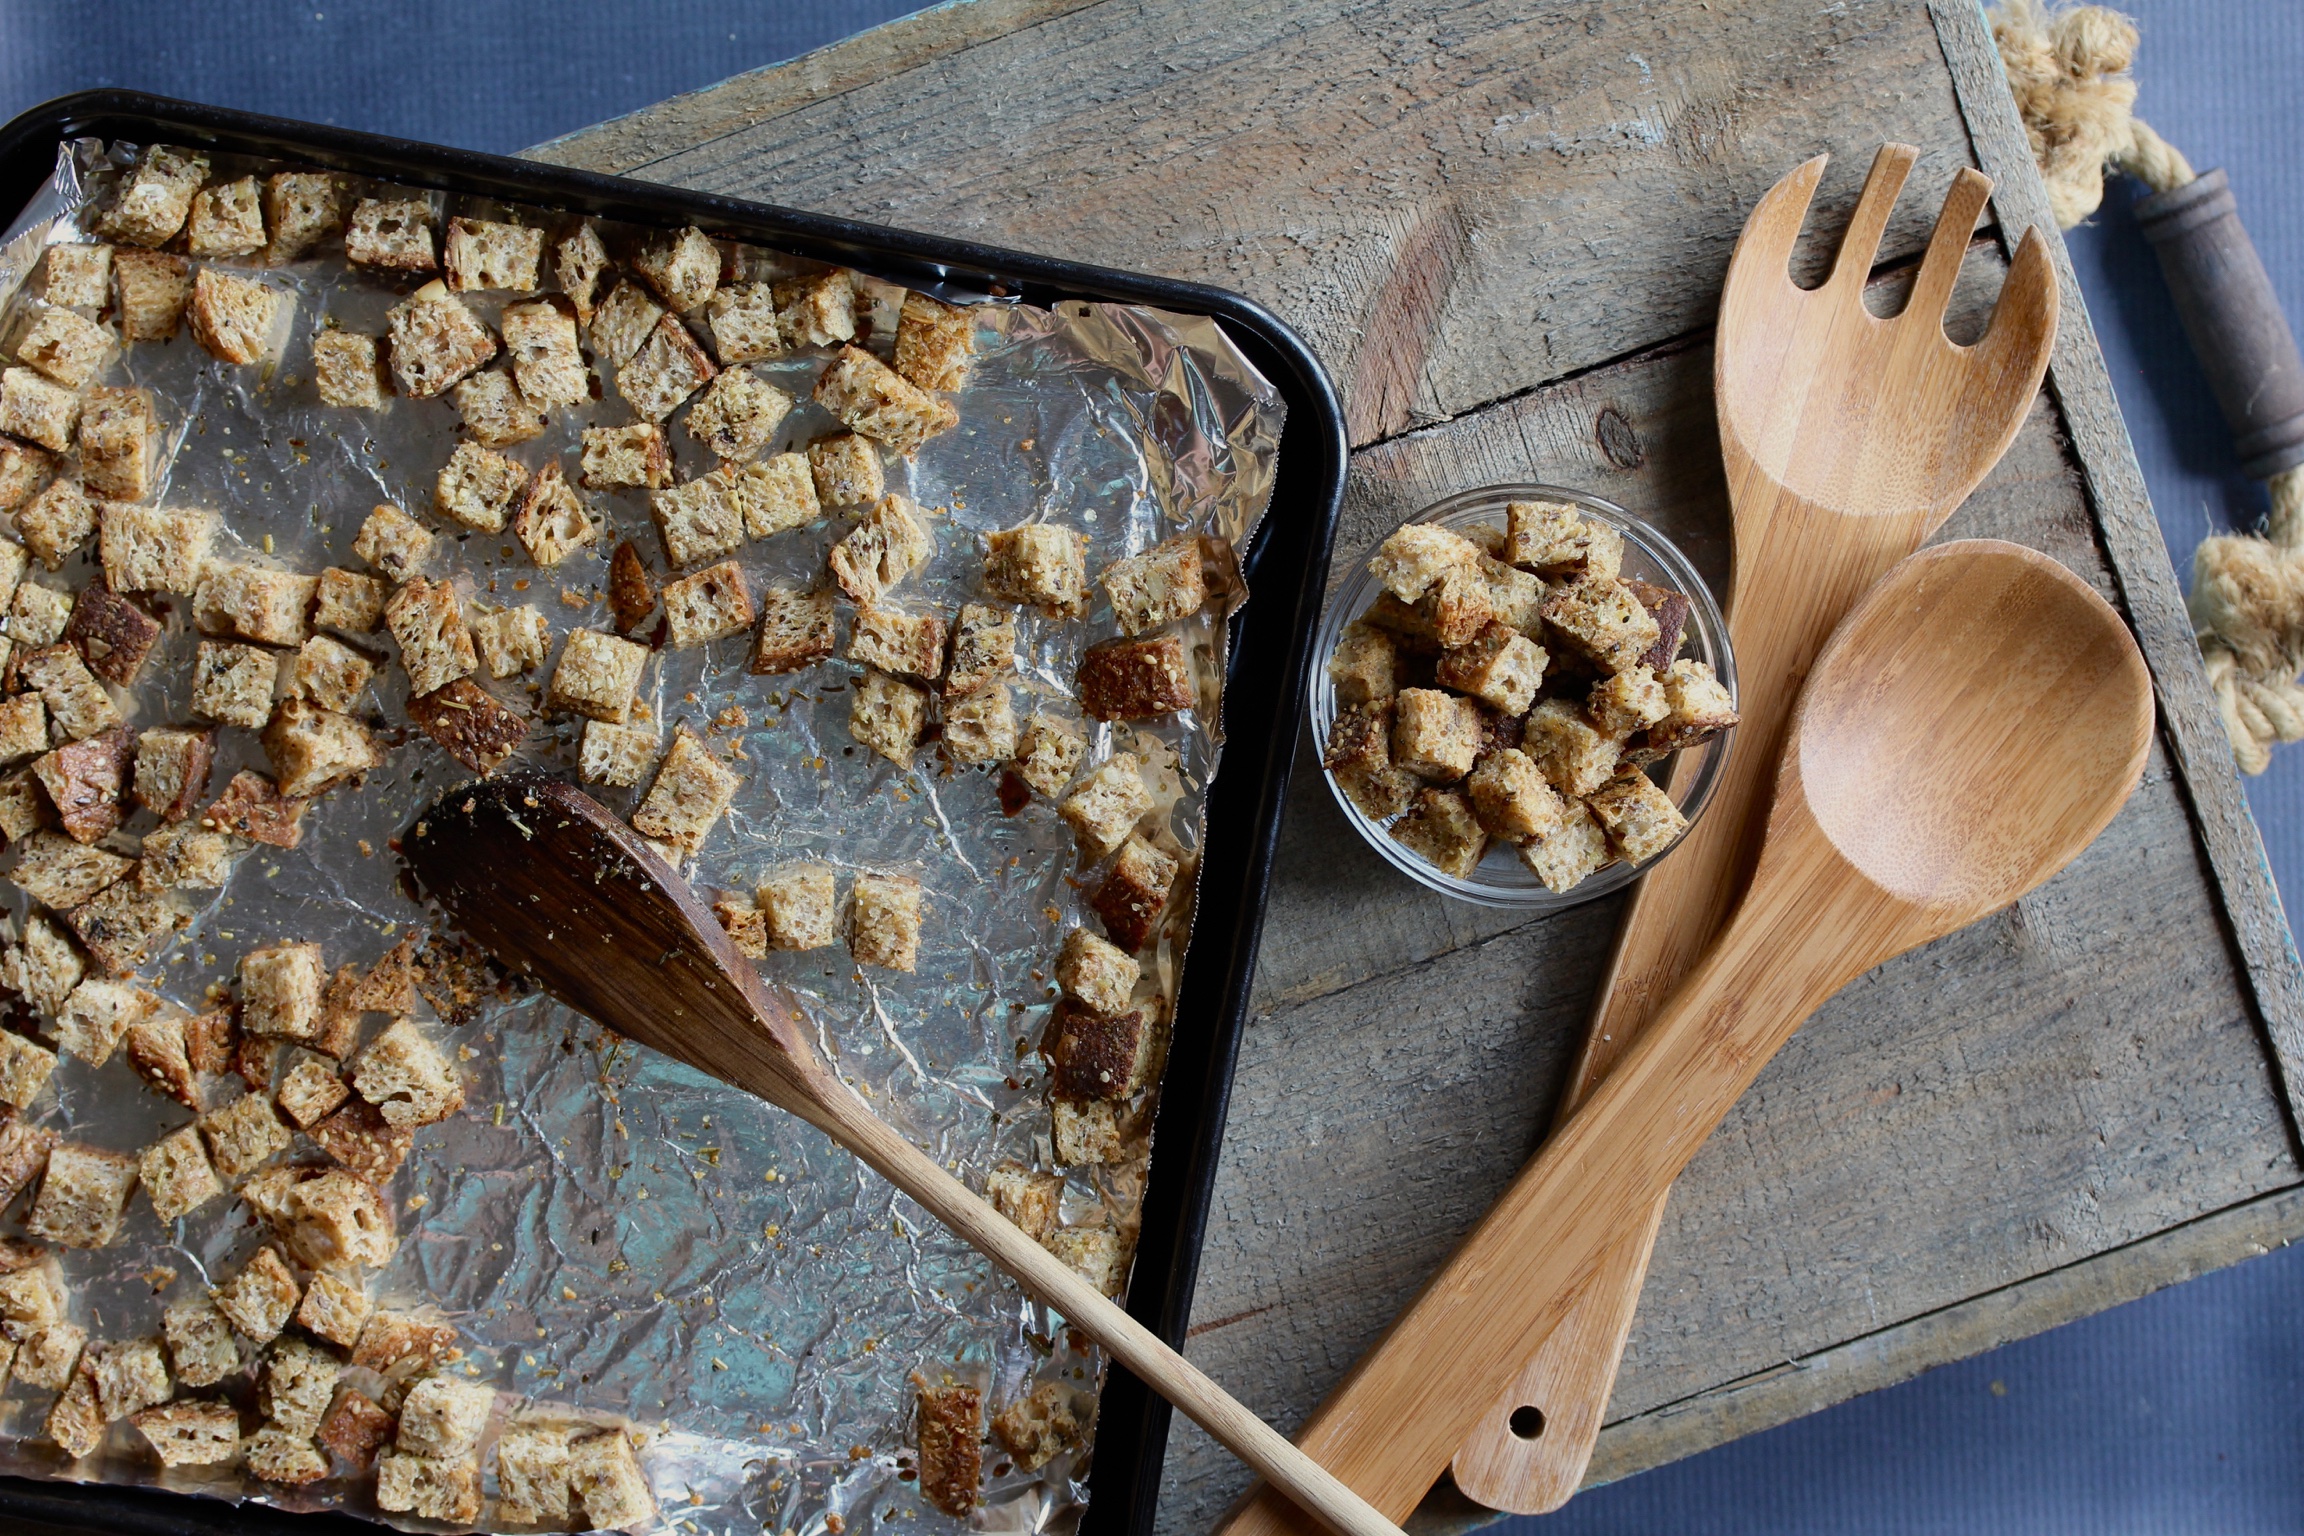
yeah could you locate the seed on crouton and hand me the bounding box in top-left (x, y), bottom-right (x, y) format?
top-left (280, 1166), bottom-right (395, 1270)
top-left (405, 678), bottom-right (528, 776)
top-left (727, 450), bottom-right (819, 540)
top-left (275, 1057), bottom-right (347, 1128)
top-left (1100, 538), bottom-right (1206, 637)
top-left (847, 873), bottom-right (922, 972)
top-left (261, 699), bottom-right (381, 798)
top-left (0, 1031), bottom-right (57, 1110)
top-left (945, 684), bottom-right (1017, 765)
top-left (295, 1269), bottom-right (370, 1350)
top-left (849, 605), bottom-right (947, 681)
top-left (569, 1428), bottom-right (656, 1531)
top-left (468, 606), bottom-right (548, 679)
top-left (240, 942), bottom-right (324, 1046)
top-left (748, 585), bottom-right (835, 675)
top-left (15, 478), bottom-right (95, 571)
top-left (289, 634), bottom-right (376, 713)
top-left (555, 221), bottom-right (610, 321)
top-left (132, 1398), bottom-right (241, 1467)
top-left (914, 1374), bottom-right (982, 1517)
top-left (707, 280), bottom-right (784, 363)
top-left (3, 829), bottom-right (123, 910)
top-left (63, 878), bottom-right (185, 975)
top-left (1057, 928), bottom-right (1140, 1016)
top-left (807, 431), bottom-right (884, 509)
top-left (21, 647), bottom-right (122, 746)
top-left (661, 560), bottom-right (754, 649)
top-left (757, 863), bottom-right (836, 950)
top-left (2, 912), bottom-right (84, 1017)
top-left (0, 442), bottom-right (50, 513)
top-left (309, 1098), bottom-right (411, 1184)
top-left (201, 1090), bottom-right (292, 1179)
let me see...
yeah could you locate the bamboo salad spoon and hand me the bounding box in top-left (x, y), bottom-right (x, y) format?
top-left (400, 776), bottom-right (1407, 1536)
top-left (1213, 538), bottom-right (2151, 1536)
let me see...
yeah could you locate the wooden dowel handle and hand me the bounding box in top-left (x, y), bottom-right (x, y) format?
top-left (828, 1107), bottom-right (1406, 1536)
top-left (2134, 168), bottom-right (2304, 480)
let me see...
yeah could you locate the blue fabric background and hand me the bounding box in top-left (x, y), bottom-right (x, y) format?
top-left (1, 1), bottom-right (2300, 1530)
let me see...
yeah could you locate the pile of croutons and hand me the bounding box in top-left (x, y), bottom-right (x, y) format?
top-left (1324, 501), bottom-right (1737, 892)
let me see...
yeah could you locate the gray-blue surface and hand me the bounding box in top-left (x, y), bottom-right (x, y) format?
top-left (2, 1), bottom-right (2300, 1530)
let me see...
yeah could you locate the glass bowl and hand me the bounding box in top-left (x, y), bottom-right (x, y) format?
top-left (1307, 483), bottom-right (1736, 910)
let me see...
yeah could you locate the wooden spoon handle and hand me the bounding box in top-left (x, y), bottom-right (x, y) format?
top-left (827, 1105), bottom-right (1407, 1536)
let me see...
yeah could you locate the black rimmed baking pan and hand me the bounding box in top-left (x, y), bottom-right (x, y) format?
top-left (0, 90), bottom-right (1346, 1536)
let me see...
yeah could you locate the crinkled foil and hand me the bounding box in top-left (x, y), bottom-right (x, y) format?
top-left (0, 138), bottom-right (1284, 1533)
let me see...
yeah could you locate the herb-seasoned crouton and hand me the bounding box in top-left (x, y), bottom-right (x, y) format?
top-left (1323, 700), bottom-right (1417, 820)
top-left (262, 171), bottom-right (340, 263)
top-left (197, 562), bottom-right (315, 647)
top-left (1390, 786), bottom-right (1488, 877)
top-left (261, 699), bottom-right (381, 798)
top-left (814, 343), bottom-right (957, 451)
top-left (829, 493), bottom-right (933, 608)
top-left (241, 942), bottom-right (324, 1046)
top-left (0, 1032), bottom-right (56, 1109)
top-left (915, 1376), bottom-right (982, 1517)
top-left (16, 478), bottom-right (96, 570)
top-left (749, 586), bottom-right (835, 675)
top-left (189, 268), bottom-right (289, 365)
top-left (186, 175), bottom-right (265, 256)
top-left (1437, 621), bottom-right (1548, 715)
top-left (0, 1253), bottom-right (65, 1339)
top-left (139, 1124), bottom-right (222, 1222)
top-left (547, 628), bottom-right (647, 722)
top-left (1091, 836), bottom-right (1179, 952)
top-left (468, 605), bottom-right (547, 679)
top-left (1369, 523), bottom-right (1484, 606)
top-left (1586, 771), bottom-right (1689, 864)
top-left (580, 424), bottom-right (671, 490)
top-left (0, 769), bottom-right (47, 846)
top-left (260, 1337), bottom-right (341, 1436)
top-left (113, 250), bottom-right (192, 343)
top-left (309, 1099), bottom-right (411, 1184)
top-left (422, 447), bottom-right (525, 541)
top-left (100, 502), bottom-right (210, 595)
top-left (1519, 800), bottom-right (1613, 892)
top-left (728, 451), bottom-right (819, 538)
top-left (450, 369), bottom-right (546, 447)
top-left (713, 891), bottom-right (768, 958)
top-left (1390, 688), bottom-right (1482, 782)
top-left (894, 292), bottom-right (975, 391)
top-left (199, 769), bottom-right (307, 848)
top-left (352, 1018), bottom-right (462, 1130)
top-left (386, 283), bottom-right (495, 398)
top-left (1646, 658), bottom-right (1738, 753)
top-left (776, 269), bottom-right (857, 348)
top-left (499, 298), bottom-right (586, 407)
top-left (1043, 998), bottom-right (1157, 1101)
top-left (555, 221), bottom-right (610, 322)
top-left (54, 977), bottom-right (155, 1065)
top-left (633, 225), bottom-right (720, 312)
top-left (1588, 663), bottom-right (1669, 742)
top-left (14, 1320), bottom-right (82, 1392)
top-left (384, 576), bottom-right (477, 697)
top-left (708, 281), bottom-right (783, 364)
top-left (849, 606), bottom-right (947, 680)
top-left (807, 431), bottom-right (884, 508)
top-left (1012, 712), bottom-right (1086, 799)
top-left (8, 830), bottom-right (128, 908)
top-left (281, 1167), bottom-right (394, 1270)
top-left (3, 912), bottom-right (83, 1016)
top-left (405, 678), bottom-right (528, 775)
top-left (400, 1374), bottom-right (494, 1458)
top-left (945, 683), bottom-right (1016, 764)
top-left (985, 524), bottom-right (1087, 617)
top-left (443, 217), bottom-right (542, 293)
top-left (21, 648), bottom-right (121, 745)
top-left (63, 878), bottom-right (184, 974)
top-left (1059, 753), bottom-right (1152, 861)
top-left (46, 1369), bottom-right (104, 1458)
top-left (687, 368), bottom-right (792, 462)
top-left (1057, 928), bottom-right (1140, 1015)
top-left (1505, 498), bottom-right (1622, 579)
top-left (349, 505), bottom-right (430, 582)
top-left (569, 1428), bottom-right (656, 1531)
top-left (1466, 747), bottom-right (1569, 843)
top-left (987, 1163), bottom-right (1061, 1243)
top-left (512, 460), bottom-right (599, 567)
top-left (15, 306), bottom-right (115, 389)
top-left (1522, 697), bottom-right (1623, 797)
top-left (577, 719), bottom-right (656, 787)
top-left (616, 313), bottom-right (716, 421)
top-left (1542, 575), bottom-right (1661, 675)
top-left (132, 1399), bottom-right (240, 1466)
top-left (189, 641), bottom-right (280, 730)
top-left (1047, 1221), bottom-right (1129, 1293)
top-left (377, 1447), bottom-right (483, 1522)
top-left (946, 603), bottom-right (1015, 698)
top-left (848, 873), bottom-right (922, 971)
top-left (135, 821), bottom-right (239, 893)
top-left (245, 1426), bottom-right (330, 1485)
top-left (76, 387), bottom-right (156, 502)
top-left (64, 582), bottom-right (160, 685)
top-left (201, 1091), bottom-right (291, 1179)
top-left (295, 1269), bottom-right (370, 1350)
top-left (40, 244), bottom-right (112, 309)
top-left (1079, 633), bottom-right (1195, 721)
top-left (0, 441), bottom-right (50, 512)
top-left (213, 1247), bottom-right (301, 1341)
top-left (632, 730), bottom-right (739, 857)
top-left (123, 1011), bottom-right (198, 1107)
top-left (587, 280), bottom-right (664, 369)
top-left (345, 198), bottom-right (436, 271)
top-left (648, 471), bottom-right (745, 569)
top-left (11, 579), bottom-right (73, 646)
top-left (759, 863), bottom-right (836, 950)
top-left (289, 634), bottom-right (376, 713)
top-left (0, 368), bottom-right (78, 452)
top-left (494, 1418), bottom-right (577, 1525)
top-left (1101, 538), bottom-right (1206, 637)
top-left (849, 668), bottom-right (927, 765)
top-left (661, 560), bottom-right (754, 649)
top-left (993, 1380), bottom-right (1082, 1473)
top-left (100, 146), bottom-right (207, 247)
top-left (29, 1143), bottom-right (137, 1248)
top-left (161, 1296), bottom-right (240, 1388)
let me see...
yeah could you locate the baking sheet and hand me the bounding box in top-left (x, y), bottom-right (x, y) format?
top-left (0, 137), bottom-right (1284, 1534)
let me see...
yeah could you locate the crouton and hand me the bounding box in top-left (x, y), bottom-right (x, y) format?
top-left (160, 1296), bottom-right (240, 1387)
top-left (944, 602), bottom-right (1016, 699)
top-left (352, 1018), bottom-right (462, 1129)
top-left (774, 269), bottom-right (856, 349)
top-left (982, 525), bottom-right (1086, 619)
top-left (993, 1380), bottom-right (1082, 1473)
top-left (1079, 633), bottom-right (1195, 721)
top-left (1588, 664), bottom-right (1670, 743)
top-left (1369, 524), bottom-right (1483, 605)
top-left (384, 576), bottom-right (477, 697)
top-left (648, 471), bottom-right (745, 569)
top-left (14, 1321), bottom-right (82, 1391)
top-left (283, 634), bottom-right (373, 713)
top-left (587, 280), bottom-right (664, 368)
top-left (1011, 712), bottom-right (1087, 800)
top-left (262, 171), bottom-right (340, 262)
top-left (351, 1312), bottom-right (457, 1378)
top-left (399, 1374), bottom-right (494, 1458)
top-left (616, 314), bottom-right (716, 421)
top-left (915, 1376), bottom-right (982, 1517)
top-left (1050, 1100), bottom-right (1125, 1168)
top-left (132, 818), bottom-right (238, 891)
top-left (139, 1124), bottom-right (222, 1222)
top-left (199, 770), bottom-right (307, 848)
top-left (1056, 928), bottom-right (1139, 1015)
top-left (1101, 538), bottom-right (1206, 637)
top-left (123, 1010), bottom-right (198, 1107)
top-left (450, 369), bottom-right (546, 447)
top-left (807, 431), bottom-right (884, 507)
top-left (713, 891), bottom-right (768, 958)
top-left (1504, 499), bottom-right (1621, 579)
top-left (263, 1337), bottom-right (345, 1434)
top-left (658, 559), bottom-right (754, 650)
top-left (1388, 688), bottom-right (1480, 782)
top-left (491, 301), bottom-right (585, 412)
top-left (849, 605), bottom-right (947, 680)
top-left (1058, 753), bottom-right (1151, 861)
top-left (495, 1418), bottom-right (577, 1525)
top-left (0, 368), bottom-right (77, 452)
top-left (894, 291), bottom-right (975, 391)
top-left (1091, 836), bottom-right (1179, 952)
top-left (54, 977), bottom-right (155, 1065)
top-left (100, 146), bottom-right (207, 247)
top-left (1044, 998), bottom-right (1156, 1101)
top-left (633, 224), bottom-right (721, 310)
top-left (386, 283), bottom-right (495, 398)
top-left (1321, 700), bottom-right (1416, 820)
top-left (814, 344), bottom-right (956, 451)
top-left (942, 683), bottom-right (1015, 770)
top-left (405, 678), bottom-right (527, 775)
top-left (64, 581), bottom-right (160, 684)
top-left (318, 1386), bottom-right (394, 1470)
top-left (1389, 787), bottom-right (1489, 877)
top-left (377, 1446), bottom-right (483, 1521)
top-left (131, 1399), bottom-right (240, 1466)
top-left (4, 912), bottom-right (83, 1016)
top-left (576, 719), bottom-right (656, 788)
top-left (465, 605), bottom-right (547, 680)
top-left (726, 451), bottom-right (819, 541)
top-left (829, 493), bottom-right (933, 608)
top-left (188, 641), bottom-right (278, 730)
top-left (848, 873), bottom-right (921, 971)
top-left (512, 459), bottom-right (598, 567)
top-left (63, 878), bottom-right (183, 975)
top-left (15, 306), bottom-right (115, 389)
top-left (1586, 771), bottom-right (1689, 864)
top-left (23, 650), bottom-right (123, 749)
top-left (1646, 658), bottom-right (1738, 753)
top-left (197, 563), bottom-right (314, 647)
top-left (244, 1426), bottom-right (329, 1485)
top-left (346, 511), bottom-right (429, 590)
top-left (39, 244), bottom-right (112, 309)
top-left (1466, 747), bottom-right (1570, 843)
top-left (46, 1369), bottom-right (104, 1458)
top-left (28, 1143), bottom-right (137, 1248)
top-left (547, 628), bottom-right (647, 722)
top-left (555, 221), bottom-right (610, 321)
top-left (0, 1032), bottom-right (56, 1110)
top-left (1542, 575), bottom-right (1662, 675)
top-left (0, 1255), bottom-right (64, 1339)
top-left (345, 198), bottom-right (436, 271)
top-left (758, 863), bottom-right (836, 951)
top-left (309, 1098), bottom-right (410, 1183)
top-left (112, 250), bottom-right (192, 342)
top-left (201, 1090), bottom-right (291, 1179)
top-left (1479, 552), bottom-right (1549, 637)
top-left (1519, 800), bottom-right (1614, 893)
top-left (186, 175), bottom-right (265, 256)
top-left (580, 424), bottom-right (671, 491)
top-left (9, 830), bottom-right (128, 907)
top-left (188, 268), bottom-right (288, 365)
top-left (15, 478), bottom-right (95, 571)
top-left (0, 769), bottom-right (46, 846)
top-left (1437, 621), bottom-right (1548, 716)
top-left (631, 730), bottom-right (739, 857)
top-left (10, 580), bottom-right (72, 646)
top-left (237, 944), bottom-right (323, 1051)
top-left (280, 1167), bottom-right (395, 1270)
top-left (0, 441), bottom-right (49, 512)
top-left (443, 217), bottom-right (542, 292)
top-left (986, 1162), bottom-right (1062, 1244)
top-left (849, 668), bottom-right (927, 765)
top-left (1521, 697), bottom-right (1624, 797)
top-left (749, 585), bottom-right (835, 675)
top-left (100, 502), bottom-right (211, 595)
top-left (568, 1428), bottom-right (655, 1531)
top-left (687, 367), bottom-right (792, 463)
top-left (707, 281), bottom-right (784, 364)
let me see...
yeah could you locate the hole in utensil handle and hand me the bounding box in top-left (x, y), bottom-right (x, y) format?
top-left (1508, 1405), bottom-right (1547, 1441)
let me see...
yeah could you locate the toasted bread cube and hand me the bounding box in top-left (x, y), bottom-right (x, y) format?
top-left (113, 249), bottom-right (192, 342)
top-left (647, 472), bottom-right (744, 570)
top-left (708, 281), bottom-right (784, 364)
top-left (579, 425), bottom-right (671, 493)
top-left (101, 502), bottom-right (211, 594)
top-left (849, 606), bottom-right (946, 680)
top-left (1101, 538), bottom-right (1206, 637)
top-left (1390, 688), bottom-right (1481, 781)
top-left (86, 1335), bottom-right (173, 1422)
top-left (15, 1320), bottom-right (82, 1391)
top-left (132, 1399), bottom-right (240, 1466)
top-left (318, 1386), bottom-right (397, 1470)
top-left (588, 280), bottom-right (664, 369)
top-left (345, 197), bottom-right (436, 270)
top-left (769, 269), bottom-right (853, 349)
top-left (16, 478), bottom-right (95, 570)
top-left (62, 877), bottom-right (183, 974)
top-left (1542, 575), bottom-right (1661, 675)
top-left (384, 576), bottom-right (477, 697)
top-left (421, 455), bottom-right (521, 547)
top-left (1589, 664), bottom-right (1670, 741)
top-left (1051, 1099), bottom-right (1125, 1167)
top-left (160, 1297), bottom-right (240, 1387)
top-left (0, 368), bottom-right (76, 452)
top-left (350, 1309), bottom-right (457, 1375)
top-left (139, 1124), bottom-right (222, 1223)
top-left (1327, 621), bottom-right (1398, 706)
top-left (986, 1162), bottom-right (1061, 1243)
top-left (512, 460), bottom-right (598, 568)
top-left (55, 977), bottom-right (155, 1065)
top-left (101, 145), bottom-right (207, 246)
top-left (1368, 524), bottom-right (1480, 603)
top-left (748, 585), bottom-right (835, 675)
top-left (914, 1376), bottom-right (981, 1517)
top-left (348, 506), bottom-right (430, 583)
top-left (40, 244), bottom-right (112, 309)
top-left (653, 560), bottom-right (750, 651)
top-left (942, 682), bottom-right (1015, 765)
top-left (0, 769), bottom-right (46, 846)
top-left (240, 942), bottom-right (324, 1045)
top-left (188, 268), bottom-right (288, 365)
top-left (0, 1256), bottom-right (64, 1339)
top-left (123, 1010), bottom-right (197, 1107)
top-left (478, 305), bottom-right (579, 415)
top-left (213, 1248), bottom-right (300, 1341)
top-left (201, 1091), bottom-right (291, 1180)
top-left (630, 224), bottom-right (718, 312)
top-left (309, 1099), bottom-right (410, 1184)
top-left (136, 820), bottom-right (238, 892)
top-left (1389, 787), bottom-right (1488, 877)
top-left (442, 216), bottom-right (542, 293)
top-left (0, 440), bottom-right (50, 512)
top-left (494, 1418), bottom-right (577, 1525)
top-left (10, 580), bottom-right (72, 646)
top-left (406, 678), bottom-right (527, 775)
top-left (131, 726), bottom-right (214, 822)
top-left (569, 1428), bottom-right (655, 1531)
top-left (893, 291), bottom-right (975, 391)
top-left (831, 493), bottom-right (935, 608)
top-left (296, 1269), bottom-right (370, 1350)
top-left (399, 1373), bottom-right (494, 1458)
top-left (189, 641), bottom-right (279, 729)
top-left (1519, 800), bottom-right (1613, 892)
top-left (1466, 747), bottom-right (1570, 843)
top-left (984, 524), bottom-right (1086, 616)
top-left (374, 1446), bottom-right (482, 1521)
top-left (1622, 576), bottom-right (1691, 671)
top-left (815, 344), bottom-right (956, 451)
top-left (287, 634), bottom-right (375, 713)
top-left (65, 581), bottom-right (160, 686)
top-left (1648, 658), bottom-right (1739, 752)
top-left (199, 769), bottom-right (307, 848)
top-left (757, 862), bottom-right (836, 950)
top-left (0, 537), bottom-right (23, 613)
top-left (577, 720), bottom-right (657, 788)
top-left (722, 453), bottom-right (816, 543)
top-left (5, 912), bottom-right (83, 1016)
top-left (450, 369), bottom-right (545, 447)
top-left (245, 1425), bottom-right (329, 1485)
top-left (993, 1380), bottom-right (1083, 1473)
top-left (15, 306), bottom-right (114, 389)
top-left (46, 1368), bottom-right (104, 1458)
top-left (687, 368), bottom-right (792, 463)
top-left (22, 646), bottom-right (121, 743)
top-left (617, 314), bottom-right (717, 421)
top-left (1059, 753), bottom-right (1152, 861)
top-left (1322, 700), bottom-right (1417, 820)
top-left (1586, 772), bottom-right (1689, 864)
top-left (1050, 1221), bottom-right (1132, 1294)
top-left (713, 891), bottom-right (768, 958)
top-left (993, 716), bottom-right (1080, 805)
top-left (1479, 552), bottom-right (1549, 637)
top-left (1056, 928), bottom-right (1139, 1015)
top-left (29, 1143), bottom-right (137, 1248)
top-left (185, 175), bottom-right (265, 257)
top-left (1435, 621), bottom-right (1547, 715)
top-left (198, 563), bottom-right (315, 647)
top-left (1045, 998), bottom-right (1156, 1101)
top-left (256, 1336), bottom-right (340, 1438)
top-left (1089, 834), bottom-right (1176, 950)
top-left (281, 1167), bottom-right (395, 1270)
top-left (806, 431), bottom-right (884, 508)
top-left (1079, 633), bottom-right (1195, 721)
top-left (386, 284), bottom-right (495, 398)
top-left (941, 603), bottom-right (1015, 699)
top-left (848, 873), bottom-right (921, 971)
top-left (1522, 698), bottom-right (1623, 797)
top-left (849, 668), bottom-right (927, 765)
top-left (0, 1031), bottom-right (55, 1109)
top-left (632, 730), bottom-right (739, 857)
top-left (262, 171), bottom-right (340, 262)
top-left (1505, 499), bottom-right (1621, 579)
top-left (467, 605), bottom-right (547, 680)
top-left (351, 1018), bottom-right (461, 1129)
top-left (549, 628), bottom-right (647, 722)
top-left (0, 690), bottom-right (50, 767)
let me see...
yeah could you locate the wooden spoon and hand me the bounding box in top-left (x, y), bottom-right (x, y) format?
top-left (400, 777), bottom-right (1406, 1536)
top-left (1213, 538), bottom-right (2150, 1536)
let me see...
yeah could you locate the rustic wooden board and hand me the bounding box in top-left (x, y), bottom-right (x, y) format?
top-left (533, 0), bottom-right (2304, 1528)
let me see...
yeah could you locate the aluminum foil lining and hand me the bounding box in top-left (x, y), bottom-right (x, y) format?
top-left (0, 137), bottom-right (1285, 1534)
